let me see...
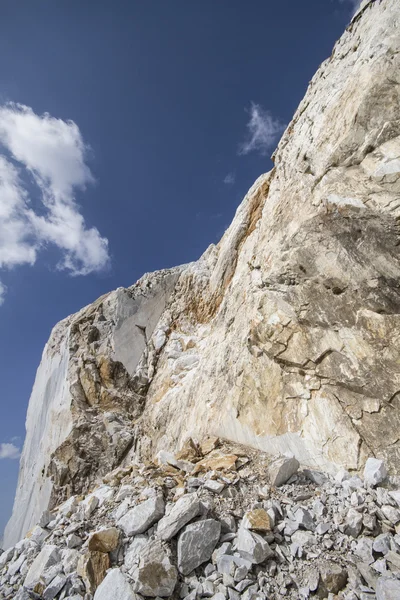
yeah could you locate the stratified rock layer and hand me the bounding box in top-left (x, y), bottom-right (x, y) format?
top-left (4, 0), bottom-right (400, 550)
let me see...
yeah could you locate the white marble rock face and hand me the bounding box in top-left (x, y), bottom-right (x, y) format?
top-left (5, 0), bottom-right (400, 550)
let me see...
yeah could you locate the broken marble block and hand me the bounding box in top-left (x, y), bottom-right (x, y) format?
top-left (236, 527), bottom-right (273, 564)
top-left (24, 545), bottom-right (61, 589)
top-left (93, 568), bottom-right (137, 600)
top-left (178, 519), bottom-right (221, 575)
top-left (43, 574), bottom-right (67, 600)
top-left (157, 493), bottom-right (200, 540)
top-left (375, 576), bottom-right (400, 600)
top-left (132, 539), bottom-right (177, 597)
top-left (118, 494), bottom-right (165, 536)
top-left (267, 456), bottom-right (299, 487)
top-left (363, 458), bottom-right (387, 488)
top-left (344, 508), bottom-right (363, 538)
top-left (124, 535), bottom-right (149, 570)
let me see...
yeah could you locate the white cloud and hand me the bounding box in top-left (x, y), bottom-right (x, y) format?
top-left (0, 281), bottom-right (6, 305)
top-left (223, 172), bottom-right (235, 185)
top-left (239, 102), bottom-right (285, 156)
top-left (0, 102), bottom-right (110, 294)
top-left (0, 442), bottom-right (20, 459)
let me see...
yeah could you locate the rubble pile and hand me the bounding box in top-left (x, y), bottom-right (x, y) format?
top-left (2, 439), bottom-right (400, 600)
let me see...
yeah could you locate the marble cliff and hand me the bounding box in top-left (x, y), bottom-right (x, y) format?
top-left (4, 0), bottom-right (400, 550)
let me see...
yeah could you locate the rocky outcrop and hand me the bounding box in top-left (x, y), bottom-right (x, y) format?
top-left (4, 0), bottom-right (400, 554)
top-left (4, 268), bottom-right (182, 548)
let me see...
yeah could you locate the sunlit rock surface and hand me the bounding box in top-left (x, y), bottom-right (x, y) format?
top-left (4, 0), bottom-right (400, 548)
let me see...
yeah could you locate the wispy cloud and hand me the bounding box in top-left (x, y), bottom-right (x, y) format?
top-left (339, 0), bottom-right (362, 14)
top-left (239, 102), bottom-right (285, 156)
top-left (0, 102), bottom-right (110, 303)
top-left (223, 172), bottom-right (235, 185)
top-left (0, 442), bottom-right (20, 460)
top-left (0, 281), bottom-right (6, 306)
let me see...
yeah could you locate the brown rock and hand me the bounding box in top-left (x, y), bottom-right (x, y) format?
top-left (88, 527), bottom-right (120, 553)
top-left (242, 509), bottom-right (271, 532)
top-left (132, 540), bottom-right (177, 597)
top-left (317, 561), bottom-right (348, 598)
top-left (175, 438), bottom-right (199, 462)
top-left (192, 454), bottom-right (238, 474)
top-left (77, 551), bottom-right (110, 593)
top-left (199, 436), bottom-right (220, 456)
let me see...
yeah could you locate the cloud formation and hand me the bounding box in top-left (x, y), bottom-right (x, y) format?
top-left (339, 0), bottom-right (362, 14)
top-left (0, 442), bottom-right (20, 460)
top-left (0, 103), bottom-right (110, 302)
top-left (0, 281), bottom-right (6, 306)
top-left (223, 172), bottom-right (235, 185)
top-left (239, 102), bottom-right (285, 156)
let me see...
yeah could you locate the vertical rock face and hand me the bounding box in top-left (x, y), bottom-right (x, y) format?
top-left (5, 0), bottom-right (400, 547)
top-left (4, 324), bottom-right (72, 552)
top-left (4, 268), bottom-right (182, 548)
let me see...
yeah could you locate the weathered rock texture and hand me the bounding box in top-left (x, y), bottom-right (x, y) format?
top-left (4, 0), bottom-right (400, 550)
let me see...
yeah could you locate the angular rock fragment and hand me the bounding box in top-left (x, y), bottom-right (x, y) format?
top-left (344, 508), bottom-right (363, 538)
top-left (38, 510), bottom-right (54, 528)
top-left (268, 456), bottom-right (299, 487)
top-left (376, 576), bottom-right (400, 600)
top-left (43, 574), bottom-right (67, 599)
top-left (67, 533), bottom-right (83, 549)
top-left (236, 527), bottom-right (273, 564)
top-left (385, 550), bottom-right (400, 570)
top-left (200, 436), bottom-right (220, 455)
top-left (388, 490), bottom-right (400, 508)
top-left (118, 494), bottom-right (165, 536)
top-left (8, 552), bottom-right (26, 577)
top-left (58, 496), bottom-right (79, 517)
top-left (364, 458), bottom-right (387, 488)
top-left (24, 545), bottom-right (61, 589)
top-left (303, 470), bottom-right (328, 485)
top-left (192, 454), bottom-right (238, 474)
top-left (124, 534), bottom-right (148, 570)
top-left (132, 539), bottom-right (178, 597)
top-left (61, 548), bottom-right (80, 574)
top-left (204, 479), bottom-right (225, 493)
top-left (0, 546), bottom-right (15, 568)
top-left (294, 508), bottom-right (315, 531)
top-left (317, 561), bottom-right (348, 598)
top-left (381, 504), bottom-right (400, 525)
top-left (82, 495), bottom-right (99, 518)
top-left (373, 533), bottom-right (392, 555)
top-left (220, 514), bottom-right (237, 533)
top-left (157, 493), bottom-right (200, 540)
top-left (93, 568), bottom-right (137, 600)
top-left (354, 538), bottom-right (374, 564)
top-left (242, 509), bottom-right (271, 532)
top-left (217, 554), bottom-right (252, 575)
top-left (116, 484), bottom-right (135, 502)
top-left (88, 527), bottom-right (120, 552)
top-left (178, 519), bottom-right (221, 575)
top-left (28, 525), bottom-right (49, 545)
top-left (77, 550), bottom-right (110, 593)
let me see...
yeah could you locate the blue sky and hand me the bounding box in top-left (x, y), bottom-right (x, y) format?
top-left (0, 0), bottom-right (358, 538)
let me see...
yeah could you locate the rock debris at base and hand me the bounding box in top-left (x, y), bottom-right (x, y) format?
top-left (2, 439), bottom-right (400, 600)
